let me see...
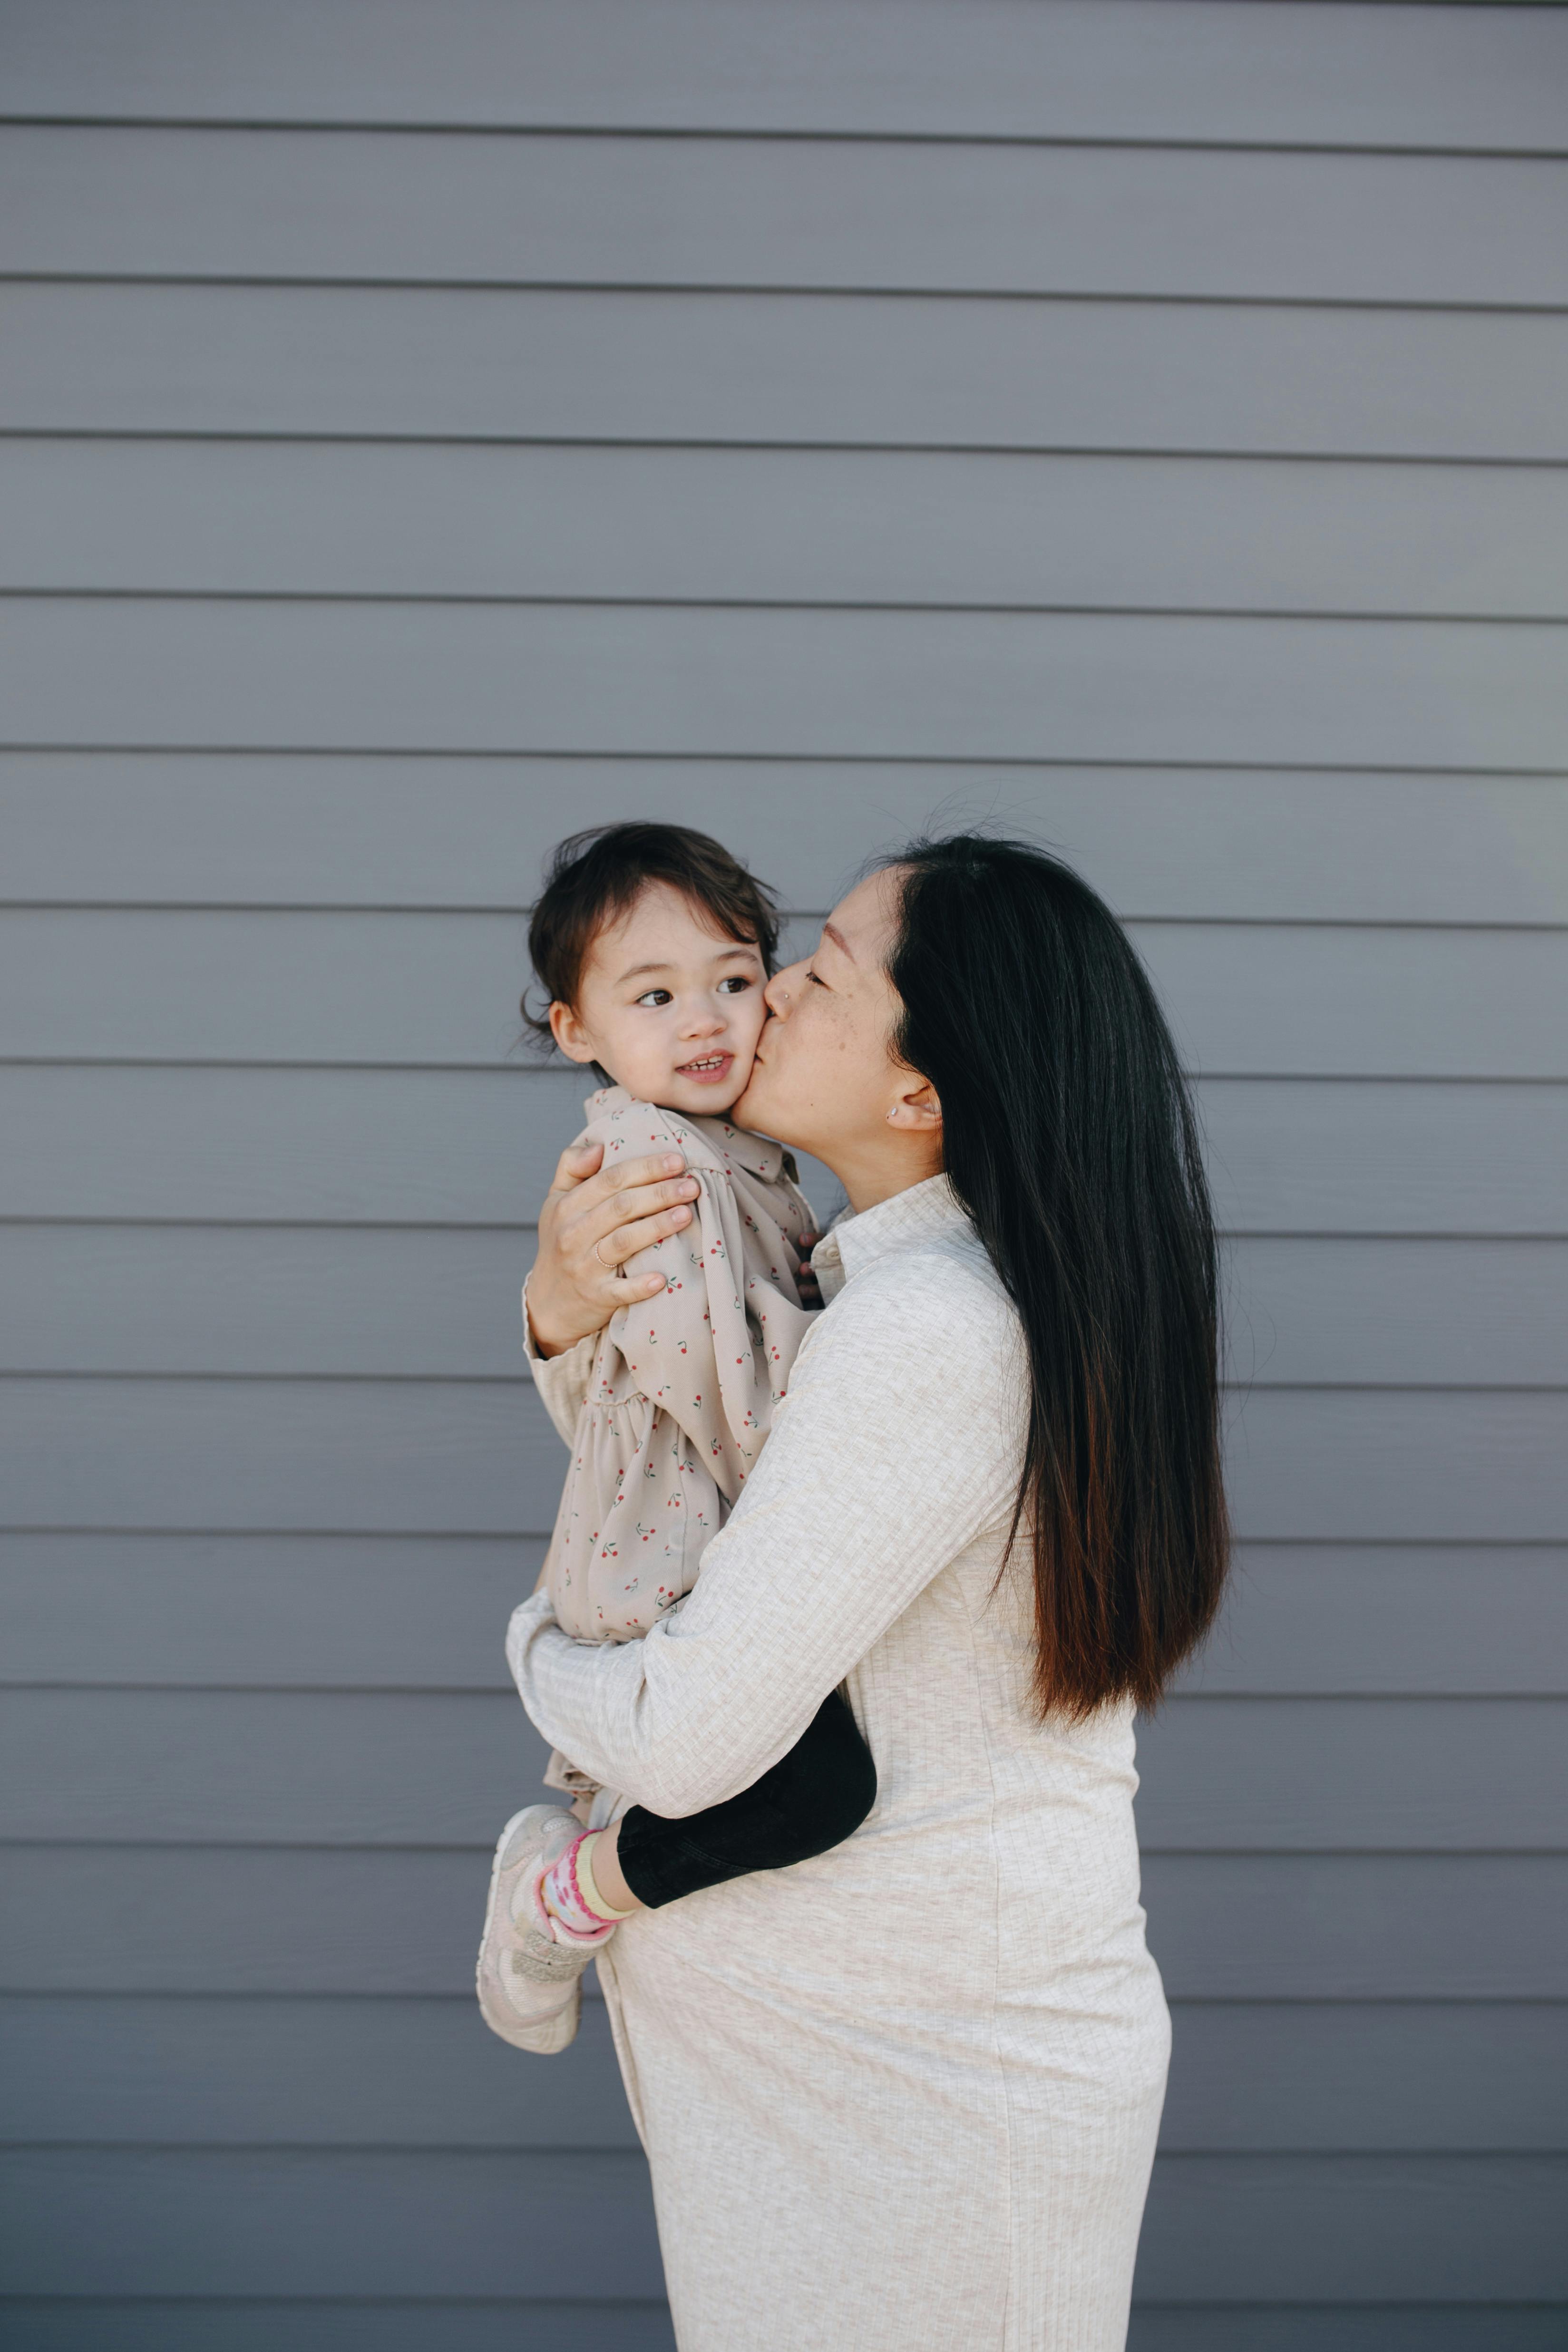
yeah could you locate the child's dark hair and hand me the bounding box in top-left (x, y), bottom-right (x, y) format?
top-left (522, 822), bottom-right (781, 1047)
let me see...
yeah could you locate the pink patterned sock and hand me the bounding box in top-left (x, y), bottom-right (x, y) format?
top-left (541, 1832), bottom-right (623, 1943)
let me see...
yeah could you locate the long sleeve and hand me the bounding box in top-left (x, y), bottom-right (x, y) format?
top-left (508, 1242), bottom-right (1023, 1817)
top-left (537, 1096), bottom-right (817, 1643)
top-left (521, 1283), bottom-right (596, 1447)
top-left (596, 1157), bottom-right (814, 1497)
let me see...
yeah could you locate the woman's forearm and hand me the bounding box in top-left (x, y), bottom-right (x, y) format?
top-left (508, 1263), bottom-right (1020, 1816)
top-left (508, 1590), bottom-right (806, 1817)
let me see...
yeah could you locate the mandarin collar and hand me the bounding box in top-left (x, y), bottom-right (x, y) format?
top-left (809, 1174), bottom-right (970, 1302)
top-left (586, 1086), bottom-right (790, 1185)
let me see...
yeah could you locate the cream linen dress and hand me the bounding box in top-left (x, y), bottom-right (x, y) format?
top-left (510, 1176), bottom-right (1169, 2352)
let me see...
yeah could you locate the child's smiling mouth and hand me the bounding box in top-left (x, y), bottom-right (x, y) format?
top-left (677, 1052), bottom-right (735, 1083)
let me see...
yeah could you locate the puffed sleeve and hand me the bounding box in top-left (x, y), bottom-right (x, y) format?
top-left (604, 1160), bottom-right (813, 1497)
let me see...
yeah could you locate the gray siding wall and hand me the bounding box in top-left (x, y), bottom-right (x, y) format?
top-left (2, 4), bottom-right (1565, 2345)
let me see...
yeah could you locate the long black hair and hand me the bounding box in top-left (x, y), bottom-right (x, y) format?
top-left (885, 835), bottom-right (1228, 1718)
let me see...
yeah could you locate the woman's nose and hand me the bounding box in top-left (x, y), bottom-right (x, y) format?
top-left (765, 962), bottom-right (804, 1018)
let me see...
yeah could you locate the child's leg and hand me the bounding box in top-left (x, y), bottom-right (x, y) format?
top-left (606, 1688), bottom-right (876, 1910)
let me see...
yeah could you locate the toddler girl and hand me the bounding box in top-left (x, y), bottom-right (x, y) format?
top-left (477, 824), bottom-right (876, 2055)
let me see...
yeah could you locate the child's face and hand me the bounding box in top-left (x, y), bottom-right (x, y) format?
top-left (549, 881), bottom-right (769, 1118)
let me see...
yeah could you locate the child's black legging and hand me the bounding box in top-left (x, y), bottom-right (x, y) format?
top-left (612, 1687), bottom-right (877, 1910)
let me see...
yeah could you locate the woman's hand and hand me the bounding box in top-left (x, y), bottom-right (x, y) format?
top-left (525, 1141), bottom-right (700, 1357)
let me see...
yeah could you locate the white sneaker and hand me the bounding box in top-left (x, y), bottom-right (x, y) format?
top-left (475, 1805), bottom-right (613, 2056)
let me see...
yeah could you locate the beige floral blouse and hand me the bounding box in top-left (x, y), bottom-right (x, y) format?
top-left (535, 1087), bottom-right (818, 1645)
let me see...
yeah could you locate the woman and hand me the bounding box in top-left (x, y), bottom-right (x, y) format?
top-left (511, 836), bottom-right (1229, 2351)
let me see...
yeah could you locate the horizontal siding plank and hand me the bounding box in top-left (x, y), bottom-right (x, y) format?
top-left (0, 1847), bottom-right (511, 1997)
top-left (8, 909), bottom-right (1565, 1078)
top-left (1146, 1853), bottom-right (1568, 2002)
top-left (4, 1374), bottom-right (1563, 1540)
top-left (1218, 1390), bottom-right (1568, 1544)
top-left (8, 129), bottom-right (1568, 307)
top-left (1161, 2002), bottom-right (1568, 2156)
top-left (0, 1375), bottom-right (570, 1535)
top-left (1127, 2316), bottom-right (1568, 2352)
top-left (7, 284), bottom-right (1568, 459)
top-left (1, 1687), bottom-right (1561, 1850)
top-left (0, 2313), bottom-right (1562, 2352)
top-left (1222, 1239), bottom-right (1568, 1389)
top-left (0, 1534), bottom-right (538, 1690)
top-left (10, 443), bottom-right (1568, 617)
top-left (6, 597), bottom-right (1566, 770)
top-left (5, 756), bottom-right (1564, 924)
top-left (0, 1689), bottom-right (554, 1847)
top-left (1135, 1697), bottom-right (1568, 1853)
top-left (4, 1069), bottom-right (1564, 1237)
top-left (0, 1993), bottom-right (640, 2150)
top-left (7, 1227), bottom-right (537, 1379)
top-left (4, 1534), bottom-right (1564, 1699)
top-left (0, 2145), bottom-right (1558, 2301)
top-left (1134, 2155), bottom-right (1568, 2302)
top-left (6, 0), bottom-right (1568, 149)
top-left (1186, 1548), bottom-right (1568, 1700)
top-left (1194, 1081), bottom-right (1568, 1243)
top-left (11, 1230), bottom-right (1567, 1388)
top-left (5, 1847), bottom-right (1559, 2002)
top-left (0, 2303), bottom-right (675, 2352)
top-left (4, 1993), bottom-right (1561, 2156)
top-left (10, 2305), bottom-right (1557, 2352)
top-left (0, 2147), bottom-right (663, 2299)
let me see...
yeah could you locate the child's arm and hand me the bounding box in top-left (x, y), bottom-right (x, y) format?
top-left (608, 1157), bottom-right (814, 1502)
top-left (609, 1686), bottom-right (877, 1907)
top-left (542, 1106), bottom-right (811, 1641)
top-left (522, 1280), bottom-right (596, 1448)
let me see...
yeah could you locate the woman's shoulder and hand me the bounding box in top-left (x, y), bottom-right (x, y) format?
top-left (810, 1224), bottom-right (1021, 1394)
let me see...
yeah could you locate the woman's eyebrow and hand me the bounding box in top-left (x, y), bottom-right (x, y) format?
top-left (821, 922), bottom-right (856, 962)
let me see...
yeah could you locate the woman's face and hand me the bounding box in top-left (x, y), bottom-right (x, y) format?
top-left (734, 867), bottom-right (943, 1210)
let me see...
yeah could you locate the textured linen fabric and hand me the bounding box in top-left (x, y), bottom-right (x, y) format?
top-left (513, 1176), bottom-right (1169, 2352)
top-left (538, 1086), bottom-right (816, 1642)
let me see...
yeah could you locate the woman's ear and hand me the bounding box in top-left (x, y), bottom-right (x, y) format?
top-left (886, 1075), bottom-right (943, 1133)
top-left (548, 1000), bottom-right (598, 1066)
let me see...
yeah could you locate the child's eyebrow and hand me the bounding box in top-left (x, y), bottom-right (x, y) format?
top-left (615, 943), bottom-right (760, 986)
top-left (616, 961), bottom-right (676, 984)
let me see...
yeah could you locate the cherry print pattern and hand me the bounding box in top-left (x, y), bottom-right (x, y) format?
top-left (537, 1086), bottom-right (819, 1645)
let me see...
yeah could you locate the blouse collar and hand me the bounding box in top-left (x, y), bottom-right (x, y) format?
top-left (810, 1173), bottom-right (970, 1302)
